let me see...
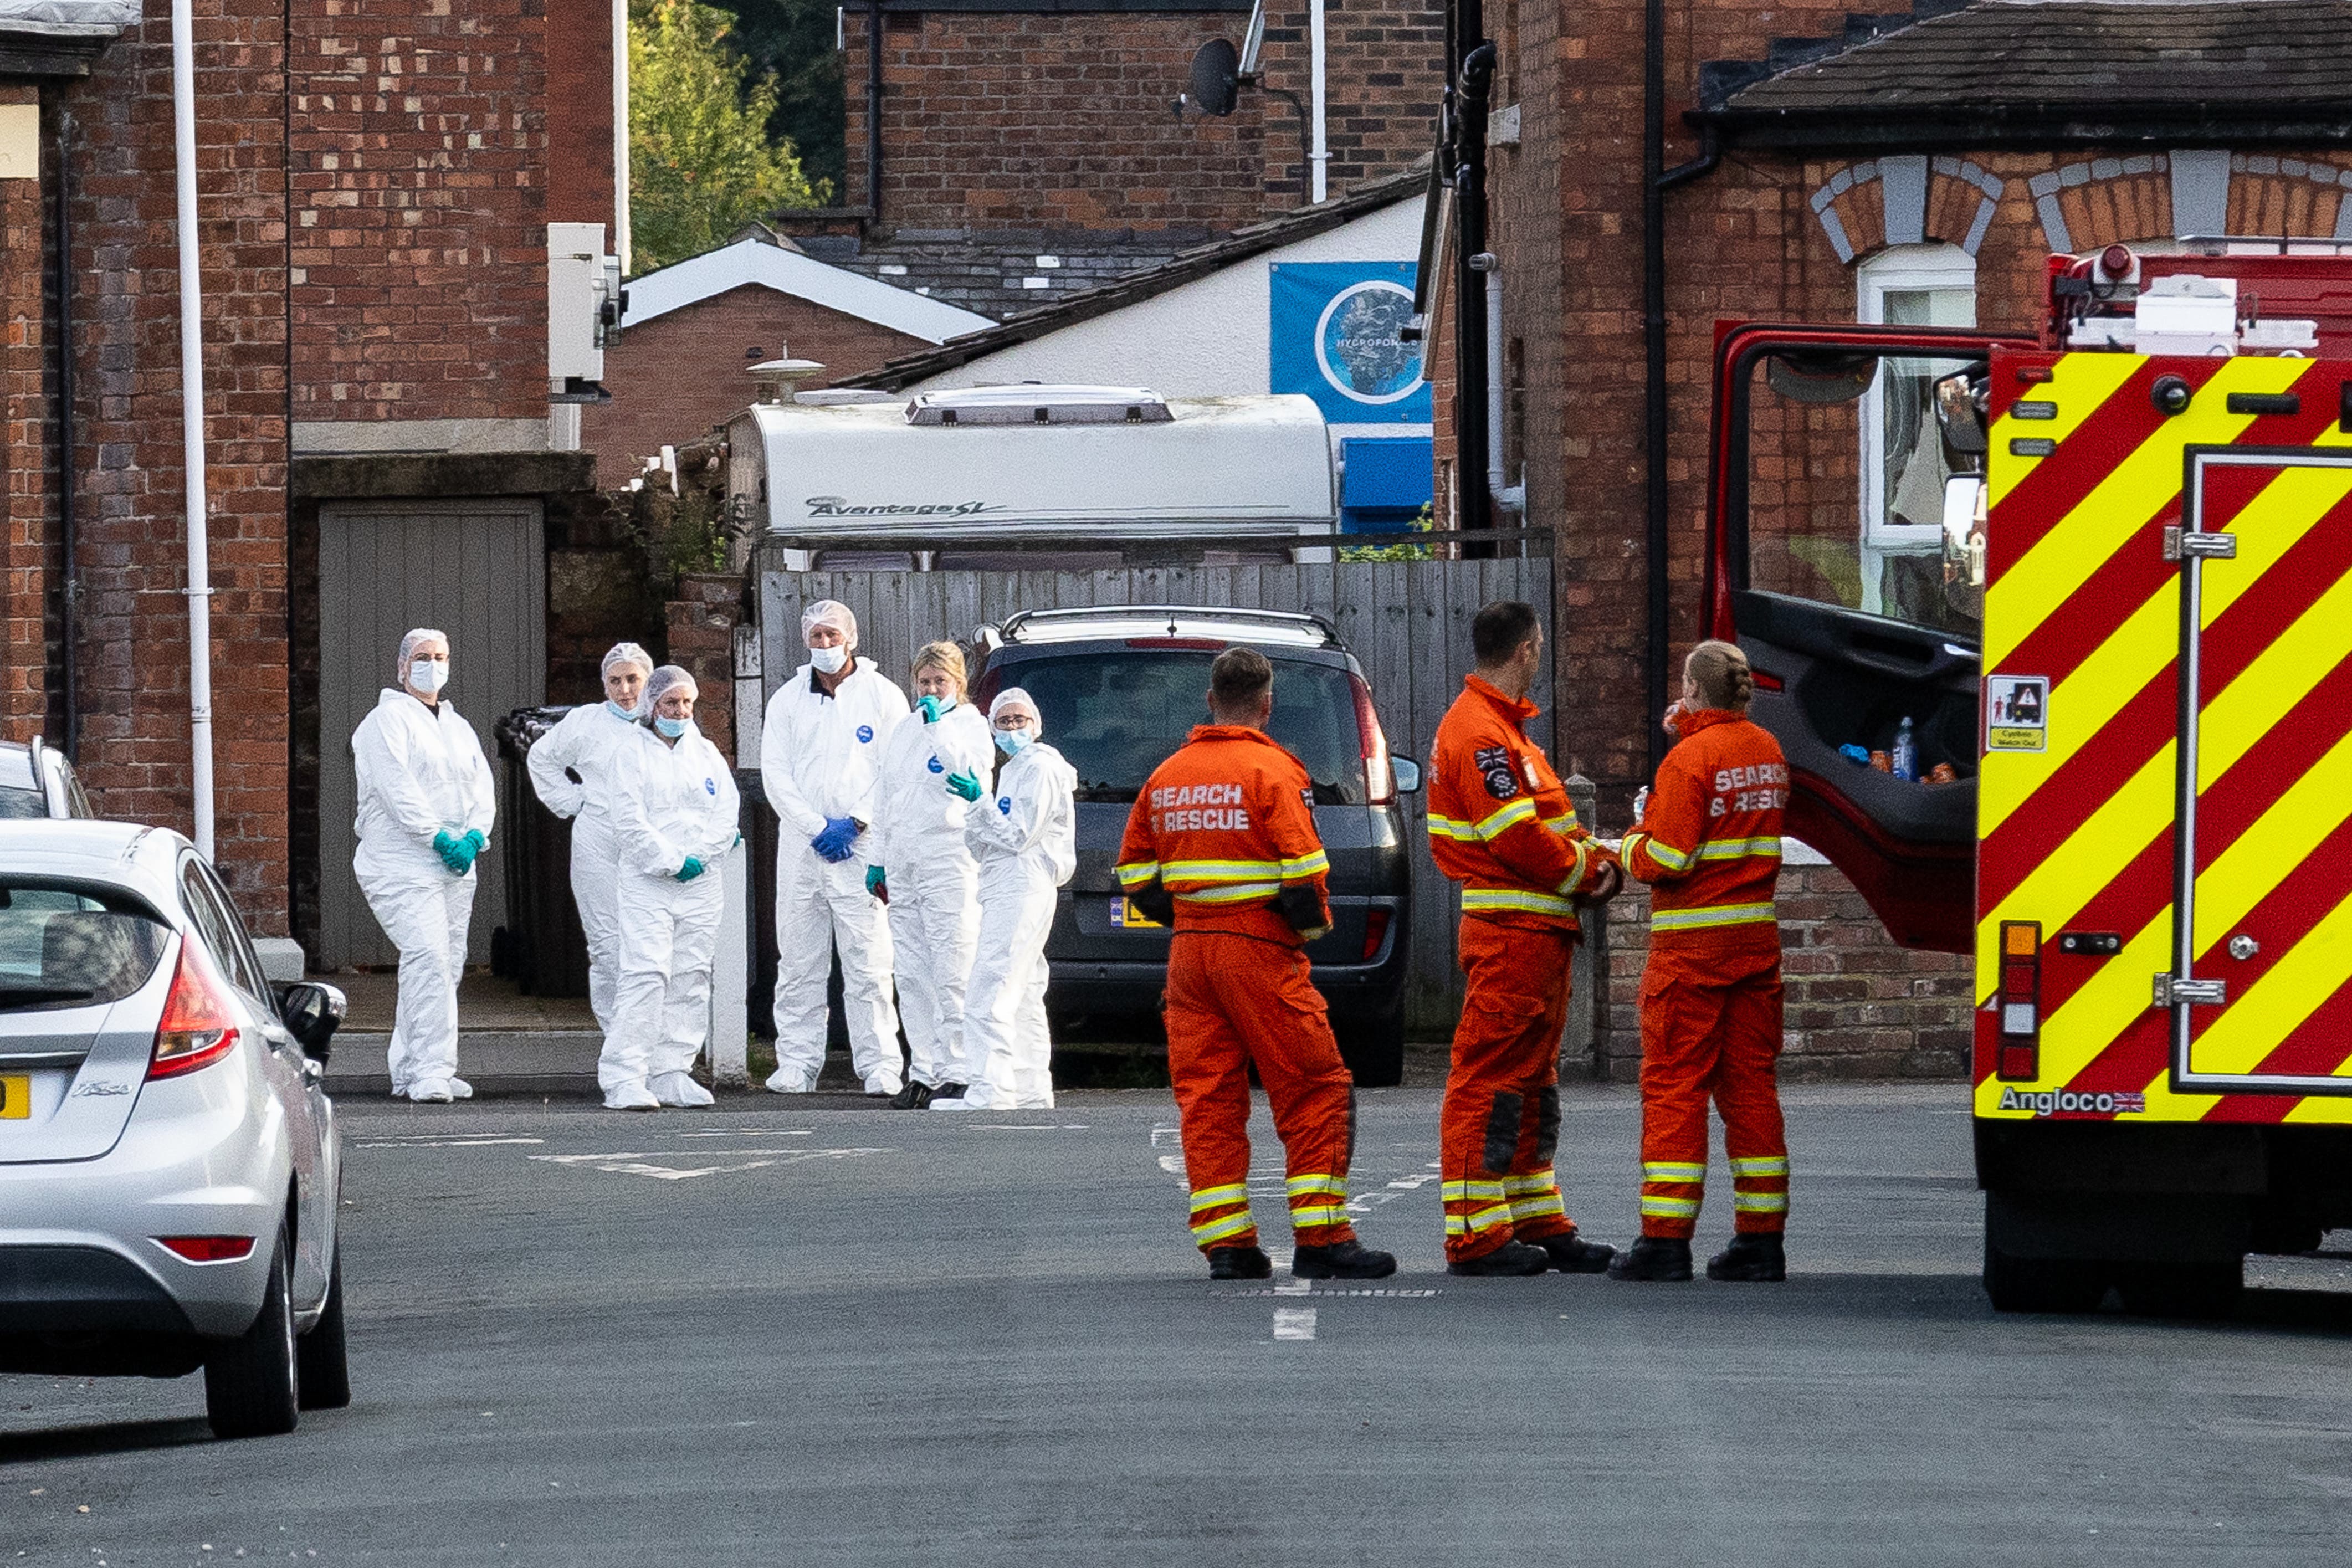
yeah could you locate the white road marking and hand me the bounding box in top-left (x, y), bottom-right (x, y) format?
top-left (356, 1136), bottom-right (545, 1149)
top-left (528, 1147), bottom-right (885, 1182)
top-left (1157, 1155), bottom-right (1186, 1174)
top-left (1272, 1273), bottom-right (1313, 1295)
top-left (675, 1129), bottom-right (814, 1139)
top-left (1151, 1124), bottom-right (1183, 1149)
top-left (1272, 1308), bottom-right (1318, 1340)
top-left (962, 1123), bottom-right (1091, 1130)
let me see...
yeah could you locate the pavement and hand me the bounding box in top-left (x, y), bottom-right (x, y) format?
top-left (8, 1083), bottom-right (2352, 1565)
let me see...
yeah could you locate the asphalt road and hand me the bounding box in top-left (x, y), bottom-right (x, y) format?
top-left (8, 1082), bottom-right (2352, 1566)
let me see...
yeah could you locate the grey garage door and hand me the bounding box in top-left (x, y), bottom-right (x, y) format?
top-left (316, 500), bottom-right (547, 970)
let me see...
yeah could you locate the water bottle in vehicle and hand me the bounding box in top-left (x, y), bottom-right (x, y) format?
top-left (1891, 716), bottom-right (1918, 782)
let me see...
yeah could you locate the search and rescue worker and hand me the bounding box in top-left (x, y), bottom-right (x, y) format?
top-left (1427, 601), bottom-right (1622, 1276)
top-left (1611, 638), bottom-right (1791, 1284)
top-left (1115, 647), bottom-right (1395, 1283)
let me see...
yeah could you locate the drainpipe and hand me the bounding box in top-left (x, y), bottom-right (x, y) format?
top-left (1453, 39), bottom-right (1493, 535)
top-left (172, 0), bottom-right (214, 856)
top-left (55, 112), bottom-right (77, 761)
top-left (1640, 0), bottom-right (1719, 774)
top-left (612, 0), bottom-right (631, 274)
top-left (1308, 0), bottom-right (1328, 202)
top-left (864, 0), bottom-right (884, 217)
top-left (1480, 257), bottom-right (1508, 510)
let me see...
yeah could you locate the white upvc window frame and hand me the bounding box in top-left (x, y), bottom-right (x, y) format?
top-left (1856, 244), bottom-right (1977, 614)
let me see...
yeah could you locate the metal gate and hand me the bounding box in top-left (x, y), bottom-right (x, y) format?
top-left (316, 500), bottom-right (547, 969)
top-left (756, 551), bottom-right (1560, 1032)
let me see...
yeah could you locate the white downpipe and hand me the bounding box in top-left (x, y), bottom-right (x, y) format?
top-left (171, 0), bottom-right (214, 858)
top-left (1308, 0), bottom-right (1328, 202)
top-left (1484, 263), bottom-right (1507, 506)
top-left (613, 0), bottom-right (632, 274)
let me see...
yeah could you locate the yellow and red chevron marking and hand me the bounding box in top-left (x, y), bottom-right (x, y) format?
top-left (1974, 347), bottom-right (2352, 1127)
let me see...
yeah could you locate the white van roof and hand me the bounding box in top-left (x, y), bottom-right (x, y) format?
top-left (740, 387), bottom-right (1335, 541)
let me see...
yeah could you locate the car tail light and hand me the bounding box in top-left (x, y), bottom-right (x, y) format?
top-left (155, 1235), bottom-right (255, 1263)
top-left (1361, 907), bottom-right (1391, 961)
top-left (1996, 921), bottom-right (2041, 1081)
top-left (1126, 637), bottom-right (1228, 650)
top-left (148, 938), bottom-right (240, 1080)
top-left (1351, 673), bottom-right (1394, 803)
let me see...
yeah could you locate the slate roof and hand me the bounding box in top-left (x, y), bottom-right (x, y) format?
top-left (837, 163), bottom-right (1429, 392)
top-left (1699, 0), bottom-right (2352, 147)
top-left (793, 229), bottom-right (1211, 322)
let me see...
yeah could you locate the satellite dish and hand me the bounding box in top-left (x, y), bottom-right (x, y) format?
top-left (1187, 38), bottom-right (1240, 117)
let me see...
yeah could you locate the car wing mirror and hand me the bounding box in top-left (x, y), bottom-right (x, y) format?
top-left (274, 980), bottom-right (348, 1061)
top-left (1392, 756), bottom-right (1422, 793)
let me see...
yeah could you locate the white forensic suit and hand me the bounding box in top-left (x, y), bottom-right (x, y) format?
top-left (525, 701), bottom-right (644, 1033)
top-left (869, 700), bottom-right (995, 1089)
top-left (604, 721), bottom-right (742, 1103)
top-left (351, 688), bottom-right (496, 1098)
top-left (951, 742), bottom-right (1078, 1110)
top-left (761, 658), bottom-right (911, 1091)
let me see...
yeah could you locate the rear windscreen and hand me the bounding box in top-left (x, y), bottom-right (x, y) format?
top-left (0, 884), bottom-right (171, 1013)
top-left (0, 787), bottom-right (46, 821)
top-left (1003, 652), bottom-right (1365, 805)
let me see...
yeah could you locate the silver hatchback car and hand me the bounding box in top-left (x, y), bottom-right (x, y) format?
top-left (0, 821), bottom-right (350, 1439)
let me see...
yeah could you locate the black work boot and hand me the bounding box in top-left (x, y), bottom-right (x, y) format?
top-left (888, 1081), bottom-right (934, 1110)
top-left (1607, 1236), bottom-right (1694, 1282)
top-left (1207, 1245), bottom-right (1274, 1281)
top-left (1707, 1231), bottom-right (1787, 1282)
top-left (1536, 1232), bottom-right (1617, 1274)
top-left (1292, 1239), bottom-right (1397, 1280)
top-left (1448, 1241), bottom-right (1552, 1277)
top-left (929, 1082), bottom-right (967, 1102)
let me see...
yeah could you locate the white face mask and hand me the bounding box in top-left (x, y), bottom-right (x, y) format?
top-left (409, 659), bottom-right (449, 695)
top-left (809, 644), bottom-right (849, 675)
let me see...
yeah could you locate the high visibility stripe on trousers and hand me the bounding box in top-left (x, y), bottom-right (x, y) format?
top-left (1188, 1181), bottom-right (1257, 1249)
top-left (1443, 1178), bottom-right (1514, 1241)
top-left (1503, 1167), bottom-right (1566, 1226)
top-left (1638, 1160), bottom-right (1707, 1237)
top-left (1285, 1172), bottom-right (1351, 1239)
top-left (1730, 1153), bottom-right (1790, 1230)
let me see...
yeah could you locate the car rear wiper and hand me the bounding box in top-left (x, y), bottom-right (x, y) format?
top-left (0, 986), bottom-right (96, 1007)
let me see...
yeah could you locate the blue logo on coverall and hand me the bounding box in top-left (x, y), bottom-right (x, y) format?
top-left (704, 778), bottom-right (717, 795)
top-left (998, 797), bottom-right (1012, 815)
top-left (856, 725), bottom-right (874, 743)
top-left (926, 756), bottom-right (942, 773)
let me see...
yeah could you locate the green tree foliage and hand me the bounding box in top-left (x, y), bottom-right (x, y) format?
top-left (629, 0), bottom-right (828, 274)
top-left (704, 0), bottom-right (847, 202)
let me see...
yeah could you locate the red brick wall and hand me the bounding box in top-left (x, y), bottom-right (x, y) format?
top-left (59, 0), bottom-right (294, 926)
top-left (581, 284), bottom-right (928, 481)
top-left (0, 87), bottom-right (49, 743)
top-left (545, 3), bottom-right (616, 229)
top-left (286, 0), bottom-right (549, 426)
top-left (1251, 0), bottom-right (1442, 200)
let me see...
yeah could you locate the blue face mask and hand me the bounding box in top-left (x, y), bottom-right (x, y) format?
top-left (654, 716), bottom-right (688, 739)
top-left (607, 700), bottom-right (639, 721)
top-left (997, 728), bottom-right (1032, 755)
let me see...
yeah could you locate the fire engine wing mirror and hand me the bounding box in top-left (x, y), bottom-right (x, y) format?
top-left (1764, 350), bottom-right (1877, 404)
top-left (1933, 367), bottom-right (1989, 466)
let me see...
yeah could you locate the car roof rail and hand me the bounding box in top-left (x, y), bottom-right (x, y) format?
top-left (998, 604), bottom-right (1341, 647)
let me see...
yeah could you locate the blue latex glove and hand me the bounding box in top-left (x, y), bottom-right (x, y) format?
top-left (917, 694), bottom-right (944, 723)
top-left (811, 817), bottom-right (859, 863)
top-left (945, 768), bottom-right (982, 802)
top-left (677, 857), bottom-right (705, 883)
top-left (432, 829), bottom-right (465, 875)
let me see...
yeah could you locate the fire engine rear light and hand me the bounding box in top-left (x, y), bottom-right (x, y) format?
top-left (1361, 907), bottom-right (1391, 961)
top-left (1351, 673), bottom-right (1395, 803)
top-left (148, 938), bottom-right (242, 1081)
top-left (1996, 920), bottom-right (2041, 1082)
top-left (155, 1235), bottom-right (255, 1264)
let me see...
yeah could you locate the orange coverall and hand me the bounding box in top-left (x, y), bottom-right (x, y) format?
top-left (1115, 725), bottom-right (1359, 1256)
top-left (1427, 675), bottom-right (1620, 1264)
top-left (1620, 705), bottom-right (1790, 1239)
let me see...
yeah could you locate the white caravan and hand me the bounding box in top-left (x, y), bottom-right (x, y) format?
top-left (727, 385), bottom-right (1337, 568)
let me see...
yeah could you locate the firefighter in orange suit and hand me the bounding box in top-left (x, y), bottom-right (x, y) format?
top-left (1115, 647), bottom-right (1396, 1283)
top-left (1611, 638), bottom-right (1791, 1284)
top-left (1427, 601), bottom-right (1623, 1277)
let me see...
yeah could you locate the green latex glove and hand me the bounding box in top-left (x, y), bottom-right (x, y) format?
top-left (677, 857), bottom-right (705, 882)
top-left (432, 829), bottom-right (465, 875)
top-left (917, 694), bottom-right (945, 723)
top-left (462, 828), bottom-right (486, 854)
top-left (945, 768), bottom-right (982, 802)
top-left (864, 864), bottom-right (887, 895)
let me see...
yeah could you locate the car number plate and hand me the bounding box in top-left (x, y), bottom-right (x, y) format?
top-left (1110, 897), bottom-right (1164, 930)
top-left (0, 1074), bottom-right (27, 1120)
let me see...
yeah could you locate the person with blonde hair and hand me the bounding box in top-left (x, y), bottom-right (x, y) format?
top-left (865, 640), bottom-right (995, 1108)
top-left (1612, 638), bottom-right (1794, 1283)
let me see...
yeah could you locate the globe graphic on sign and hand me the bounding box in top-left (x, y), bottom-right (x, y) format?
top-left (1314, 280), bottom-right (1423, 405)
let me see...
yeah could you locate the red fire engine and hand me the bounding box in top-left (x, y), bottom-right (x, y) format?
top-left (1705, 241), bottom-right (2352, 1314)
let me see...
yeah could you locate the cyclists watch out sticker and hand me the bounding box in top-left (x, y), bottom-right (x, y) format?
top-left (1986, 675), bottom-right (2048, 752)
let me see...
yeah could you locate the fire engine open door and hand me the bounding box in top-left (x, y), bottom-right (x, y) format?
top-left (2167, 446), bottom-right (2352, 1096)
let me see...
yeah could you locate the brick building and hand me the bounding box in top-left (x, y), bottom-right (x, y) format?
top-left (1415, 0), bottom-right (2352, 1073)
top-left (0, 0), bottom-right (629, 970)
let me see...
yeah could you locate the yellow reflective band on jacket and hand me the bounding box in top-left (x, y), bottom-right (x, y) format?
top-left (1639, 1195), bottom-right (1700, 1218)
top-left (1626, 831), bottom-right (1690, 872)
top-left (1175, 884), bottom-right (1281, 906)
top-left (1649, 901), bottom-right (1777, 932)
top-left (1278, 849), bottom-right (1330, 880)
top-left (1189, 1182), bottom-right (1251, 1213)
top-left (1642, 1161), bottom-right (1707, 1183)
top-left (1285, 1173), bottom-right (1347, 1198)
top-left (1289, 1205), bottom-right (1349, 1229)
top-left (1733, 1191), bottom-right (1790, 1213)
top-left (1460, 888), bottom-right (1579, 918)
top-left (1427, 813), bottom-right (1477, 842)
top-left (1473, 797), bottom-right (1539, 839)
top-left (1115, 860), bottom-right (1160, 887)
top-left (1164, 858), bottom-right (1285, 884)
top-left (1696, 837), bottom-right (1783, 862)
top-left (1552, 837), bottom-right (1592, 896)
top-left (1729, 1155), bottom-right (1789, 1178)
top-left (1190, 1210), bottom-right (1258, 1243)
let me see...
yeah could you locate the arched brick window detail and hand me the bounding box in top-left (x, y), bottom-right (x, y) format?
top-left (2028, 151), bottom-right (2352, 253)
top-left (1809, 155), bottom-right (2002, 264)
